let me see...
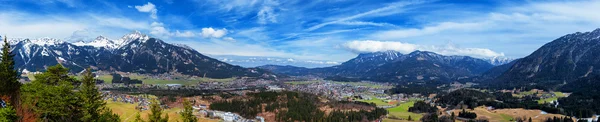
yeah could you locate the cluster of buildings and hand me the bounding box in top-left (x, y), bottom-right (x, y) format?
top-left (390, 93), bottom-right (428, 102)
top-left (103, 92), bottom-right (153, 111)
top-left (203, 110), bottom-right (264, 122)
top-left (194, 107), bottom-right (265, 122)
top-left (284, 80), bottom-right (390, 100)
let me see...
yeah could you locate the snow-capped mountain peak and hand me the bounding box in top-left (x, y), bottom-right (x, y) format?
top-left (485, 56), bottom-right (515, 66)
top-left (70, 31), bottom-right (150, 49)
top-left (116, 30), bottom-right (150, 45)
top-left (28, 37), bottom-right (65, 46)
top-left (73, 35), bottom-right (118, 48)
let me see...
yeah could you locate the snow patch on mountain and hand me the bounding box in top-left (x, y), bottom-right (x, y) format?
top-left (73, 36), bottom-right (118, 48)
top-left (70, 31), bottom-right (150, 50)
top-left (30, 37), bottom-right (65, 46)
top-left (485, 56), bottom-right (515, 66)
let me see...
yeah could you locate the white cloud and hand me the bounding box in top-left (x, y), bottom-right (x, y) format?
top-left (149, 22), bottom-right (171, 38)
top-left (135, 2), bottom-right (158, 19)
top-left (89, 15), bottom-right (150, 30)
top-left (148, 22), bottom-right (208, 39)
top-left (65, 29), bottom-right (98, 42)
top-left (174, 30), bottom-right (196, 37)
top-left (201, 27), bottom-right (228, 38)
top-left (343, 40), bottom-right (505, 58)
top-left (223, 37), bottom-right (236, 42)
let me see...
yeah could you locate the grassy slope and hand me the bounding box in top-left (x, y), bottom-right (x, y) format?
top-left (106, 100), bottom-right (217, 122)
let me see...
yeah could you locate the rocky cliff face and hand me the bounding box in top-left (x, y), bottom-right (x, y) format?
top-left (497, 28), bottom-right (600, 85)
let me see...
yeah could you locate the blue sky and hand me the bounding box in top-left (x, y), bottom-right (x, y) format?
top-left (1, 0), bottom-right (599, 62)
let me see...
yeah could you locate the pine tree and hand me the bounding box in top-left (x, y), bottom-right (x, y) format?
top-left (148, 100), bottom-right (169, 122)
top-left (0, 36), bottom-right (21, 106)
top-left (408, 115), bottom-right (412, 121)
top-left (162, 113), bottom-right (169, 122)
top-left (0, 102), bottom-right (18, 122)
top-left (133, 112), bottom-right (144, 122)
top-left (529, 117), bottom-right (532, 122)
top-left (79, 68), bottom-right (120, 122)
top-left (20, 64), bottom-right (82, 121)
top-left (180, 99), bottom-right (197, 122)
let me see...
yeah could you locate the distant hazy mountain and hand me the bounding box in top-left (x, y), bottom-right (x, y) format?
top-left (481, 59), bottom-right (520, 79)
top-left (208, 55), bottom-right (340, 68)
top-left (2, 31), bottom-right (273, 78)
top-left (497, 28), bottom-right (600, 86)
top-left (259, 50), bottom-right (495, 82)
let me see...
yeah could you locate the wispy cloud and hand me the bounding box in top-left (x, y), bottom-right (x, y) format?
top-left (2, 0), bottom-right (599, 63)
top-left (174, 30), bottom-right (196, 37)
top-left (0, 11), bottom-right (148, 39)
top-left (257, 6), bottom-right (278, 24)
top-left (305, 1), bottom-right (419, 31)
top-left (367, 0), bottom-right (600, 58)
top-left (343, 40), bottom-right (505, 58)
top-left (336, 21), bottom-right (398, 27)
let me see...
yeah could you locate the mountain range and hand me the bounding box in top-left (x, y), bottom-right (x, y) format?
top-left (4, 28), bottom-right (598, 84)
top-left (261, 28), bottom-right (600, 84)
top-left (259, 50), bottom-right (501, 82)
top-left (2, 31), bottom-right (273, 78)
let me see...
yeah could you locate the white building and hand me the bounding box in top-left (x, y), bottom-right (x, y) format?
top-left (267, 85), bottom-right (284, 91)
top-left (222, 112), bottom-right (237, 122)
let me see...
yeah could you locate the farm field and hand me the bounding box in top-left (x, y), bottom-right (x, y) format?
top-left (73, 75), bottom-right (114, 84)
top-left (385, 101), bottom-right (423, 121)
top-left (537, 92), bottom-right (566, 104)
top-left (358, 97), bottom-right (393, 106)
top-left (448, 106), bottom-right (569, 122)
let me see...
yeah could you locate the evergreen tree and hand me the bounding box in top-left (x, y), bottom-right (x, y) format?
top-left (79, 68), bottom-right (120, 122)
top-left (163, 114), bottom-right (169, 122)
top-left (20, 65), bottom-right (82, 121)
top-left (133, 112), bottom-right (144, 122)
top-left (408, 115), bottom-right (412, 121)
top-left (180, 99), bottom-right (197, 122)
top-left (529, 117), bottom-right (532, 122)
top-left (0, 36), bottom-right (21, 106)
top-left (148, 100), bottom-right (169, 122)
top-left (0, 103), bottom-right (18, 122)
